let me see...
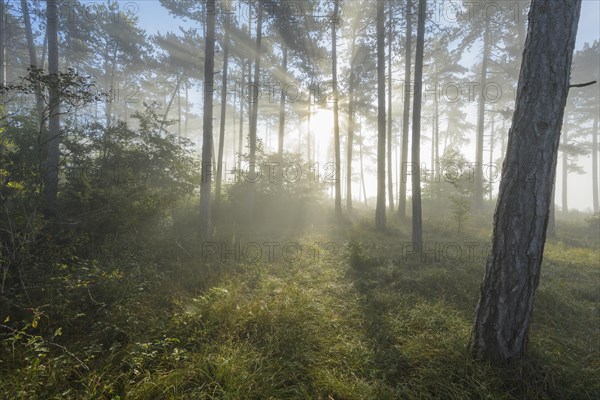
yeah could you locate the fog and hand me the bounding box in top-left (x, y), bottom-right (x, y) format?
top-left (0, 1), bottom-right (598, 398)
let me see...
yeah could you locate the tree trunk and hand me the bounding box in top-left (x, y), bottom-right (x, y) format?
top-left (161, 72), bottom-right (184, 133)
top-left (278, 45), bottom-right (287, 156)
top-left (592, 106), bottom-right (599, 213)
top-left (185, 81), bottom-right (189, 137)
top-left (562, 127), bottom-right (568, 214)
top-left (387, 2), bottom-right (394, 212)
top-left (470, 0), bottom-right (582, 364)
top-left (248, 5), bottom-right (262, 216)
top-left (411, 0), bottom-right (426, 247)
top-left (375, 0), bottom-right (387, 230)
top-left (489, 114), bottom-right (494, 200)
top-left (21, 0), bottom-right (44, 129)
top-left (398, 0), bottom-right (412, 219)
top-left (359, 132), bottom-right (367, 207)
top-left (474, 19), bottom-right (491, 210)
top-left (238, 61), bottom-right (245, 172)
top-left (199, 0), bottom-right (216, 237)
top-left (44, 0), bottom-right (60, 219)
top-left (0, 0), bottom-right (4, 88)
top-left (216, 22), bottom-right (230, 209)
top-left (307, 90), bottom-right (311, 161)
top-left (178, 79), bottom-right (182, 136)
top-left (346, 31), bottom-right (357, 212)
top-left (332, 0), bottom-right (342, 218)
top-left (434, 76), bottom-right (440, 179)
top-left (548, 178), bottom-right (556, 237)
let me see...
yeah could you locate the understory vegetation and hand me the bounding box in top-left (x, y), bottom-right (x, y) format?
top-left (1, 200), bottom-right (598, 399)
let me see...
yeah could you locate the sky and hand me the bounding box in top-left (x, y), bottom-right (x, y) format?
top-left (129, 0), bottom-right (599, 212)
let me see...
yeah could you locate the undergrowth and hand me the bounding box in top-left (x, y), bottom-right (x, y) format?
top-left (1, 217), bottom-right (598, 399)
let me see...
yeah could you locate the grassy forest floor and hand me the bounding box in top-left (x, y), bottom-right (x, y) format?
top-left (1, 211), bottom-right (599, 399)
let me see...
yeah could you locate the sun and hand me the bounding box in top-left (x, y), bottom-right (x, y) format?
top-left (310, 108), bottom-right (333, 159)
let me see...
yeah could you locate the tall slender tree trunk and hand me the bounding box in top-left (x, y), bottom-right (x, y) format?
top-left (434, 72), bottom-right (440, 178)
top-left (307, 91), bottom-right (311, 161)
top-left (216, 22), bottom-right (230, 209)
top-left (470, 0), bottom-right (582, 364)
top-left (346, 28), bottom-right (357, 211)
top-left (332, 0), bottom-right (342, 217)
top-left (489, 114), bottom-right (494, 200)
top-left (177, 80), bottom-right (182, 136)
top-left (474, 19), bottom-right (491, 210)
top-left (375, 0), bottom-right (387, 230)
top-left (44, 0), bottom-right (60, 219)
top-left (199, 0), bottom-right (216, 237)
top-left (398, 0), bottom-right (412, 219)
top-left (238, 61), bottom-right (245, 171)
top-left (185, 81), bottom-right (189, 137)
top-left (411, 0), bottom-right (426, 247)
top-left (387, 2), bottom-right (394, 212)
top-left (161, 72), bottom-right (184, 132)
top-left (592, 106), bottom-right (599, 213)
top-left (0, 0), bottom-right (5, 88)
top-left (359, 133), bottom-right (367, 207)
top-left (248, 5), bottom-right (262, 216)
top-left (21, 0), bottom-right (44, 128)
top-left (278, 45), bottom-right (287, 156)
top-left (548, 178), bottom-right (556, 237)
top-left (562, 127), bottom-right (568, 214)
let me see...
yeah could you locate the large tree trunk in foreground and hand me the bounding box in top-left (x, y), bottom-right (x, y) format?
top-left (470, 0), bottom-right (582, 364)
top-left (199, 0), bottom-right (216, 237)
top-left (45, 0), bottom-right (60, 219)
top-left (375, 0), bottom-right (386, 230)
top-left (398, 0), bottom-right (412, 219)
top-left (411, 0), bottom-right (425, 247)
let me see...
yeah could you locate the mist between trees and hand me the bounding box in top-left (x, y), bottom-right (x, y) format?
top-left (200, 240), bottom-right (494, 263)
top-left (0, 0), bottom-right (598, 397)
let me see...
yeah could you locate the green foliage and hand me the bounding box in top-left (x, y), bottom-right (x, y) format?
top-left (61, 103), bottom-right (200, 237)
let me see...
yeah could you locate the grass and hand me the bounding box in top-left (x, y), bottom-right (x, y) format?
top-left (1, 216), bottom-right (598, 399)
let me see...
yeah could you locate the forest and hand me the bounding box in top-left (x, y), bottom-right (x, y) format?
top-left (0, 0), bottom-right (598, 399)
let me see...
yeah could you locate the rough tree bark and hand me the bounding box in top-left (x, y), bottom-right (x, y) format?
top-left (199, 0), bottom-right (216, 237)
top-left (398, 0), bottom-right (412, 219)
top-left (375, 0), bottom-right (386, 230)
top-left (470, 0), bottom-right (582, 364)
top-left (411, 0), bottom-right (425, 247)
